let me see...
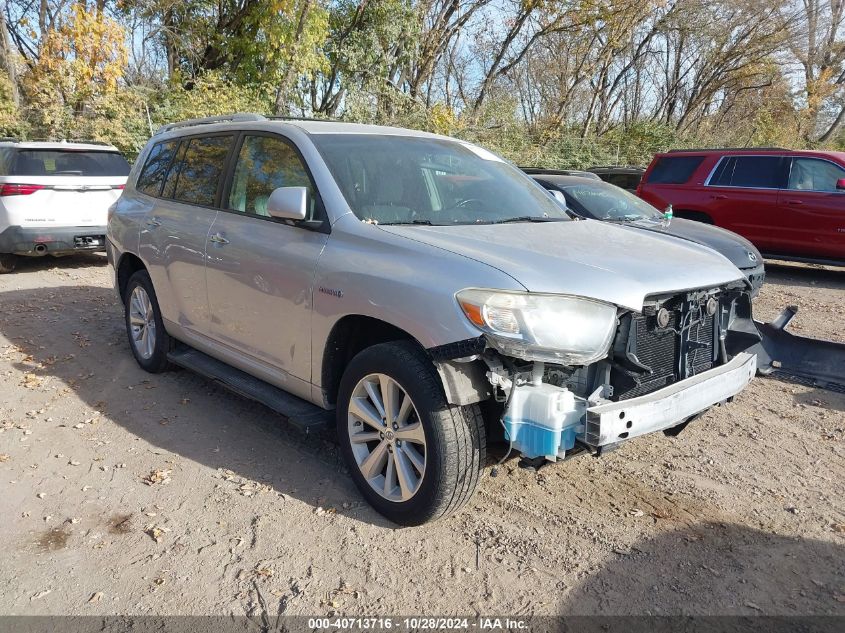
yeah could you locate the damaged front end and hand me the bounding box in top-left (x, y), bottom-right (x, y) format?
top-left (434, 282), bottom-right (761, 463)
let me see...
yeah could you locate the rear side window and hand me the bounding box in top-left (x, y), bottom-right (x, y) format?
top-left (9, 150), bottom-right (130, 176)
top-left (165, 135), bottom-right (233, 207)
top-left (136, 141), bottom-right (179, 196)
top-left (709, 156), bottom-right (784, 189)
top-left (788, 157), bottom-right (845, 192)
top-left (646, 156), bottom-right (704, 184)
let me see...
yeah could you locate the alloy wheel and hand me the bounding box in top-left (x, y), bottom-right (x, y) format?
top-left (347, 373), bottom-right (427, 502)
top-left (128, 285), bottom-right (157, 360)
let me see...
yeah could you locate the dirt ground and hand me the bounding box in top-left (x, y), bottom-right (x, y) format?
top-left (0, 254), bottom-right (843, 617)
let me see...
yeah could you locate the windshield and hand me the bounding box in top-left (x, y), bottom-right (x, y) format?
top-left (563, 181), bottom-right (663, 221)
top-left (9, 150), bottom-right (130, 177)
top-left (310, 134), bottom-right (568, 225)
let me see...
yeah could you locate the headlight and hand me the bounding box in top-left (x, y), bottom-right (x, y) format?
top-left (456, 289), bottom-right (617, 364)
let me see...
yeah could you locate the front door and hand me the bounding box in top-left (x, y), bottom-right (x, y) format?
top-left (777, 157), bottom-right (845, 260)
top-left (205, 133), bottom-right (329, 382)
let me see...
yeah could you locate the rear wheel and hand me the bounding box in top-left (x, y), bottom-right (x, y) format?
top-left (124, 270), bottom-right (173, 373)
top-left (0, 253), bottom-right (17, 273)
top-left (337, 341), bottom-right (486, 525)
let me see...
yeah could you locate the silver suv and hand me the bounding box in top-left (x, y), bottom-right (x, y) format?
top-left (108, 114), bottom-right (759, 525)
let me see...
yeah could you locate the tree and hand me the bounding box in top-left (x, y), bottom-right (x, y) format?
top-left (782, 0), bottom-right (845, 143)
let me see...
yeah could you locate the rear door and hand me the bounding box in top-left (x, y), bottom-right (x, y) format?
top-left (704, 155), bottom-right (788, 251)
top-left (205, 132), bottom-right (329, 383)
top-left (0, 148), bottom-right (129, 230)
top-left (138, 134), bottom-right (234, 334)
top-left (777, 157), bottom-right (845, 259)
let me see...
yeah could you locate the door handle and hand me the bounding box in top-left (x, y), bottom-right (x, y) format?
top-left (209, 233), bottom-right (229, 245)
top-left (785, 200), bottom-right (804, 206)
top-left (710, 195), bottom-right (728, 200)
top-left (145, 216), bottom-right (162, 227)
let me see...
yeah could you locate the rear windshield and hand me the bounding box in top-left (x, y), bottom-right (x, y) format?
top-left (646, 156), bottom-right (704, 184)
top-left (6, 150), bottom-right (130, 177)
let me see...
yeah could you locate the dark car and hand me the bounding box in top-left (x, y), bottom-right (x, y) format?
top-left (521, 167), bottom-right (601, 180)
top-left (637, 148), bottom-right (845, 266)
top-left (587, 165), bottom-right (645, 192)
top-left (531, 174), bottom-right (765, 296)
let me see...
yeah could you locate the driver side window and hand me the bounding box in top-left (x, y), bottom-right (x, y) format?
top-left (228, 135), bottom-right (316, 219)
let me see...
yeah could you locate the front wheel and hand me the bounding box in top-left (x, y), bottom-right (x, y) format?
top-left (123, 270), bottom-right (173, 373)
top-left (337, 341), bottom-right (486, 525)
top-left (0, 253), bottom-right (17, 273)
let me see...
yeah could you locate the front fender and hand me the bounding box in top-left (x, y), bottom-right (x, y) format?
top-left (311, 215), bottom-right (523, 388)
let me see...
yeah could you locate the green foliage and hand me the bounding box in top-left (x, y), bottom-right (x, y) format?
top-left (4, 0), bottom-right (842, 162)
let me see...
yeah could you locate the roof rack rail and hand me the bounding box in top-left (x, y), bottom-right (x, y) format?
top-left (154, 113), bottom-right (267, 136)
top-left (58, 139), bottom-right (114, 146)
top-left (667, 146), bottom-right (788, 153)
top-left (266, 115), bottom-right (344, 123)
top-left (0, 136), bottom-right (18, 142)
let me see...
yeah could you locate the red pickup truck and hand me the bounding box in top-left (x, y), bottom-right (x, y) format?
top-left (637, 149), bottom-right (845, 265)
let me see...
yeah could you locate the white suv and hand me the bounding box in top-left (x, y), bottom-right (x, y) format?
top-left (0, 140), bottom-right (130, 272)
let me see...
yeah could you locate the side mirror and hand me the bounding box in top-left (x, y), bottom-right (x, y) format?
top-left (550, 189), bottom-right (567, 208)
top-left (836, 178), bottom-right (845, 191)
top-left (267, 186), bottom-right (308, 221)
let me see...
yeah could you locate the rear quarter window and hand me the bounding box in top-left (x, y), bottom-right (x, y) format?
top-left (136, 140), bottom-right (179, 196)
top-left (646, 156), bottom-right (705, 184)
top-left (0, 148), bottom-right (13, 174)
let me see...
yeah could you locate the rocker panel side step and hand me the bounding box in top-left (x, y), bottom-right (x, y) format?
top-left (167, 348), bottom-right (332, 433)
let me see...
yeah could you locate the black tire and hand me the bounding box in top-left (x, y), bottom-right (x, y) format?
top-left (123, 270), bottom-right (174, 373)
top-left (337, 341), bottom-right (486, 526)
top-left (0, 253), bottom-right (17, 273)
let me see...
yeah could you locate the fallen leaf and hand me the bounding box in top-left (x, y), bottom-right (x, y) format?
top-left (36, 492), bottom-right (46, 499)
top-left (30, 590), bottom-right (51, 601)
top-left (144, 525), bottom-right (169, 543)
top-left (0, 454), bottom-right (9, 462)
top-left (88, 592), bottom-right (102, 603)
top-left (22, 373), bottom-right (43, 389)
top-left (142, 469), bottom-right (172, 486)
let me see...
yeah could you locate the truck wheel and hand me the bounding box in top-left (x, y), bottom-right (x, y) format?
top-left (0, 253), bottom-right (17, 273)
top-left (337, 341), bottom-right (486, 526)
top-left (124, 270), bottom-right (173, 373)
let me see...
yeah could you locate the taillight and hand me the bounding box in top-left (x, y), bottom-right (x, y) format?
top-left (0, 183), bottom-right (45, 196)
top-left (112, 184), bottom-right (125, 190)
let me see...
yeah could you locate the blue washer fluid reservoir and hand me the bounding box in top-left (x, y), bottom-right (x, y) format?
top-left (503, 381), bottom-right (581, 461)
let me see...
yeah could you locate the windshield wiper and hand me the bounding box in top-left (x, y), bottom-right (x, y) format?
top-left (378, 219), bottom-right (435, 226)
top-left (492, 216), bottom-right (567, 224)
